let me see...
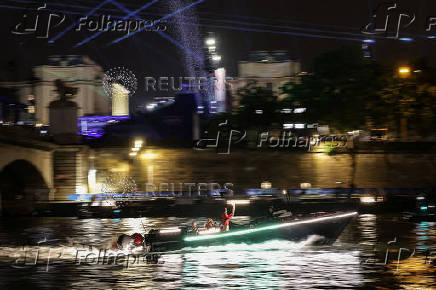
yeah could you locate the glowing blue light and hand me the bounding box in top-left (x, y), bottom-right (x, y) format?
top-left (428, 36), bottom-right (436, 39)
top-left (399, 37), bottom-right (413, 42)
top-left (78, 115), bottom-right (130, 138)
top-left (420, 206), bottom-right (428, 211)
top-left (184, 212), bottom-right (358, 242)
top-left (363, 39), bottom-right (375, 43)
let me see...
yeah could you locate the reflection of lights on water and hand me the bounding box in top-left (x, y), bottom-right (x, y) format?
top-left (358, 214), bottom-right (377, 247)
top-left (120, 218), bottom-right (147, 234)
top-left (387, 257), bottom-right (435, 288)
top-left (179, 239), bottom-right (363, 289)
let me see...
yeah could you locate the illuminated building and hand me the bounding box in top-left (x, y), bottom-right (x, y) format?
top-left (228, 51), bottom-right (301, 109)
top-left (0, 55), bottom-right (111, 125)
top-left (111, 83), bottom-right (129, 116)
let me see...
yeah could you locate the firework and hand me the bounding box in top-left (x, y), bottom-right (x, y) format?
top-left (100, 173), bottom-right (137, 194)
top-left (102, 66), bottom-right (138, 99)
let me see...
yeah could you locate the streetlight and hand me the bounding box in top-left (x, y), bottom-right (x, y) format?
top-left (398, 66), bottom-right (411, 78)
top-left (205, 38), bottom-right (216, 46)
top-left (211, 54), bottom-right (221, 62)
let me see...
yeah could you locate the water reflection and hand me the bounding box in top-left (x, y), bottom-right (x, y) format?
top-left (179, 240), bottom-right (363, 289)
top-left (0, 216), bottom-right (435, 289)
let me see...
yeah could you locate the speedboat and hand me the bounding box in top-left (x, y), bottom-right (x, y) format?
top-left (135, 211), bottom-right (357, 252)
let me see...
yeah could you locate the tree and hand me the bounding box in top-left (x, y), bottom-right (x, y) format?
top-left (237, 80), bottom-right (278, 128)
top-left (378, 74), bottom-right (436, 138)
top-left (280, 46), bottom-right (384, 132)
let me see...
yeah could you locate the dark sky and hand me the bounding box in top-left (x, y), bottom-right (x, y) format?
top-left (0, 0), bottom-right (435, 101)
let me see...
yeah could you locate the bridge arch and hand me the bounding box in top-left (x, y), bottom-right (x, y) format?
top-left (0, 143), bottom-right (53, 194)
top-left (0, 159), bottom-right (50, 215)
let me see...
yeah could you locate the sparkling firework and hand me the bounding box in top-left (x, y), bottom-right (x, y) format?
top-left (102, 67), bottom-right (138, 99)
top-left (100, 173), bottom-right (137, 194)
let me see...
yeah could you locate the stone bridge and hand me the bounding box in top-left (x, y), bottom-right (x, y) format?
top-left (0, 135), bottom-right (90, 213)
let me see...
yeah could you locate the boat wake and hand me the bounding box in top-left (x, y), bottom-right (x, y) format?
top-left (0, 235), bottom-right (326, 265)
top-left (181, 235), bottom-right (326, 254)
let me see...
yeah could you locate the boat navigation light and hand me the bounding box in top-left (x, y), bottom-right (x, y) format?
top-left (227, 200), bottom-right (250, 205)
top-left (159, 227), bottom-right (181, 234)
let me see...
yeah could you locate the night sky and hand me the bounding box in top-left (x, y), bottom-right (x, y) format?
top-left (0, 0), bottom-right (435, 102)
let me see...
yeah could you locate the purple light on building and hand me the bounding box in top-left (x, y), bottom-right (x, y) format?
top-left (78, 115), bottom-right (130, 138)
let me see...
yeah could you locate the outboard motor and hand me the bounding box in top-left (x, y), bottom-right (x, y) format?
top-left (131, 233), bottom-right (144, 246)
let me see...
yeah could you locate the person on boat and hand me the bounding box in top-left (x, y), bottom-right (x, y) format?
top-left (191, 222), bottom-right (199, 234)
top-left (115, 233), bottom-right (144, 249)
top-left (221, 204), bottom-right (235, 232)
top-left (267, 206), bottom-right (275, 220)
top-left (204, 218), bottom-right (214, 230)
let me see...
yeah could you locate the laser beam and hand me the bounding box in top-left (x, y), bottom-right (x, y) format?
top-left (74, 0), bottom-right (161, 48)
top-left (109, 0), bottom-right (206, 45)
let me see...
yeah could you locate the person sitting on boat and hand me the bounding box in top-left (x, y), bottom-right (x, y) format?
top-left (190, 222), bottom-right (199, 234)
top-left (221, 203), bottom-right (235, 232)
top-left (204, 218), bottom-right (214, 230)
top-left (267, 206), bottom-right (275, 220)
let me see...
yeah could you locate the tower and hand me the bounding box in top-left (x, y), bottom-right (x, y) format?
top-left (111, 83), bottom-right (129, 116)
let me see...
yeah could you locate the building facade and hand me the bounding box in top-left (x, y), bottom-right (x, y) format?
top-left (0, 55), bottom-right (110, 125)
top-left (228, 51), bottom-right (301, 109)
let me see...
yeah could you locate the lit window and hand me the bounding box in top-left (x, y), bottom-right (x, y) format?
top-left (293, 108), bottom-right (306, 114)
top-left (28, 106), bottom-right (35, 113)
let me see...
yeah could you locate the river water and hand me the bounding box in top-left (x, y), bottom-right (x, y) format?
top-left (0, 214), bottom-right (434, 289)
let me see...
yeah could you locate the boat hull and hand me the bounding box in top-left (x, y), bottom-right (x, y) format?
top-left (148, 211), bottom-right (357, 251)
